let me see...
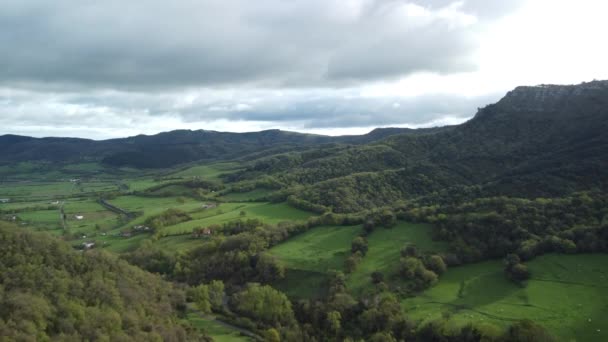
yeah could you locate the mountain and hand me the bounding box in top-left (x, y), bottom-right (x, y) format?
top-left (230, 80), bottom-right (608, 212)
top-left (0, 127), bottom-right (423, 168)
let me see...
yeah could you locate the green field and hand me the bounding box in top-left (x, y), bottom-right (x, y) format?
top-left (269, 225), bottom-right (363, 298)
top-left (187, 312), bottom-right (254, 342)
top-left (220, 188), bottom-right (274, 202)
top-left (63, 199), bottom-right (121, 234)
top-left (346, 222), bottom-right (447, 295)
top-left (268, 222), bottom-right (446, 298)
top-left (162, 202), bottom-right (314, 235)
top-left (403, 254), bottom-right (608, 342)
top-left (171, 162), bottom-right (243, 180)
top-left (270, 225), bottom-right (362, 273)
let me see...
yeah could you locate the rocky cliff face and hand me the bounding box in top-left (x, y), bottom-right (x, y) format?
top-left (495, 80), bottom-right (608, 113)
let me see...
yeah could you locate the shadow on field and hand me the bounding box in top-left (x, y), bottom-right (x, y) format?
top-left (443, 270), bottom-right (523, 320)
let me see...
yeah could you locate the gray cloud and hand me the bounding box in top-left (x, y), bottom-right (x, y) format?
top-left (0, 86), bottom-right (501, 139)
top-left (0, 0), bottom-right (525, 139)
top-left (1, 0), bottom-right (523, 89)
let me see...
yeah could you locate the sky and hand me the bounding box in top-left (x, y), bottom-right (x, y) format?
top-left (1, 0), bottom-right (608, 140)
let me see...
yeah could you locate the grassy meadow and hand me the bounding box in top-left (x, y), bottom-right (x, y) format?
top-left (403, 254), bottom-right (608, 342)
top-left (346, 222), bottom-right (447, 295)
top-left (187, 312), bottom-right (254, 342)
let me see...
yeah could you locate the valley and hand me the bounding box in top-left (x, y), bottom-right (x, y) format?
top-left (1, 81), bottom-right (608, 341)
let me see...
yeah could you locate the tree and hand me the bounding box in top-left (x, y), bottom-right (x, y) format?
top-left (425, 255), bottom-right (447, 275)
top-left (264, 328), bottom-right (281, 342)
top-left (193, 284), bottom-right (211, 313)
top-left (232, 284), bottom-right (295, 327)
top-left (208, 280), bottom-right (225, 311)
top-left (401, 244), bottom-right (417, 257)
top-left (509, 263), bottom-right (531, 282)
top-left (363, 220), bottom-right (376, 235)
top-left (326, 310), bottom-right (341, 335)
top-left (344, 252), bottom-right (362, 274)
top-left (371, 271), bottom-right (384, 284)
top-left (351, 237), bottom-right (369, 256)
top-left (399, 257), bottom-right (422, 279)
top-left (503, 320), bottom-right (556, 342)
top-left (504, 254), bottom-right (530, 282)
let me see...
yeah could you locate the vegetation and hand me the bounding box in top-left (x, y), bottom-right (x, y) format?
top-left (0, 222), bottom-right (209, 341)
top-left (2, 81), bottom-right (608, 340)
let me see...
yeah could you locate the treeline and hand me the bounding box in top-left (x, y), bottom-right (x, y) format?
top-left (146, 208), bottom-right (192, 232)
top-left (397, 191), bottom-right (608, 263)
top-left (0, 223), bottom-right (209, 341)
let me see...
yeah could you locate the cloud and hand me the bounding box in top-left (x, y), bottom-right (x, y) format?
top-left (0, 86), bottom-right (500, 139)
top-left (0, 0), bottom-right (524, 89)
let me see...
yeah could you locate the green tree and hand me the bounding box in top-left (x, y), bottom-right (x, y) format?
top-left (264, 328), bottom-right (281, 342)
top-left (425, 255), bottom-right (447, 275)
top-left (193, 284), bottom-right (212, 313)
top-left (232, 283), bottom-right (295, 327)
top-left (326, 310), bottom-right (341, 335)
top-left (351, 237), bottom-right (369, 256)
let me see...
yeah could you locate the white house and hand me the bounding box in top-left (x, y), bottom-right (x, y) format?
top-left (75, 215), bottom-right (84, 220)
top-left (0, 199), bottom-right (10, 203)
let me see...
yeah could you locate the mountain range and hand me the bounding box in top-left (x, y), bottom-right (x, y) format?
top-left (1, 80), bottom-right (607, 204)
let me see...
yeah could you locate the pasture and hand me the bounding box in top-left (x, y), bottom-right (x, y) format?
top-left (161, 202), bottom-right (314, 235)
top-left (402, 254), bottom-right (608, 342)
top-left (270, 225), bottom-right (362, 273)
top-left (187, 312), bottom-right (254, 342)
top-left (269, 224), bottom-right (362, 298)
top-left (219, 188), bottom-right (274, 202)
top-left (170, 162), bottom-right (243, 180)
top-left (346, 222), bottom-right (446, 295)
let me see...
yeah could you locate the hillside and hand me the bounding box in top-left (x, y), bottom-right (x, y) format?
top-left (0, 222), bottom-right (209, 341)
top-left (229, 81), bottom-right (608, 212)
top-left (0, 127), bottom-right (427, 169)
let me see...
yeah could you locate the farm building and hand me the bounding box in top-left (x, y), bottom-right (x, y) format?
top-left (201, 203), bottom-right (217, 209)
top-left (0, 199), bottom-right (10, 203)
top-left (74, 215), bottom-right (84, 220)
top-left (192, 227), bottom-right (213, 238)
top-left (82, 242), bottom-right (95, 249)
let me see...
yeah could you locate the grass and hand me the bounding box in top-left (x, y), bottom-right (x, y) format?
top-left (346, 222), bottom-right (447, 295)
top-left (171, 162), bottom-right (243, 180)
top-left (0, 181), bottom-right (116, 201)
top-left (267, 222), bottom-right (445, 298)
top-left (220, 188), bottom-right (274, 202)
top-left (18, 209), bottom-right (62, 229)
top-left (63, 199), bottom-right (121, 234)
top-left (402, 254), bottom-right (608, 342)
top-left (270, 225), bottom-right (362, 273)
top-left (162, 202), bottom-right (314, 235)
top-left (187, 312), bottom-right (253, 342)
top-left (268, 224), bottom-right (360, 299)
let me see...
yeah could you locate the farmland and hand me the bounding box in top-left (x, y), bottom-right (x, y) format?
top-left (402, 254), bottom-right (608, 342)
top-left (3, 159), bottom-right (608, 341)
top-left (268, 222), bottom-right (447, 298)
top-left (0, 160), bottom-right (317, 255)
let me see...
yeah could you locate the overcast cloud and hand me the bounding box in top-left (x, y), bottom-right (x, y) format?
top-left (1, 0), bottom-right (607, 139)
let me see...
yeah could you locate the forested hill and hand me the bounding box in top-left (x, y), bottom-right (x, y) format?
top-left (0, 127), bottom-right (432, 169)
top-left (0, 222), bottom-right (209, 341)
top-left (231, 80), bottom-right (608, 212)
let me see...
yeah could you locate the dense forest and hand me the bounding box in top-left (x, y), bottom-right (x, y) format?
top-left (0, 222), bottom-right (209, 341)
